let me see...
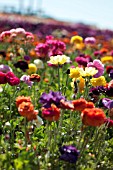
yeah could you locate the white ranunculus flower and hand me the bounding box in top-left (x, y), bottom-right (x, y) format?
top-left (34, 59), bottom-right (44, 69)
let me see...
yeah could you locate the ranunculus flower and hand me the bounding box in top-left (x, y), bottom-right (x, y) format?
top-left (27, 63), bottom-right (37, 74)
top-left (39, 91), bottom-right (65, 108)
top-left (0, 64), bottom-right (12, 73)
top-left (87, 59), bottom-right (104, 78)
top-left (18, 102), bottom-right (38, 121)
top-left (30, 74), bottom-right (40, 82)
top-left (102, 98), bottom-right (113, 109)
top-left (104, 118), bottom-right (113, 127)
top-left (59, 145), bottom-right (79, 163)
top-left (41, 104), bottom-right (60, 121)
top-left (70, 35), bottom-right (83, 44)
top-left (47, 55), bottom-right (71, 66)
top-left (84, 37), bottom-right (96, 45)
top-left (6, 72), bottom-right (20, 86)
top-left (14, 60), bottom-right (28, 72)
top-left (72, 98), bottom-right (95, 112)
top-left (20, 75), bottom-right (33, 87)
top-left (0, 72), bottom-right (7, 84)
top-left (16, 96), bottom-right (32, 107)
top-left (81, 108), bottom-right (106, 126)
top-left (34, 59), bottom-right (44, 69)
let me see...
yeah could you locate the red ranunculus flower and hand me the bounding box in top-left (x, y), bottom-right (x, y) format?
top-left (41, 104), bottom-right (60, 121)
top-left (81, 108), bottom-right (106, 127)
top-left (0, 71), bottom-right (7, 84)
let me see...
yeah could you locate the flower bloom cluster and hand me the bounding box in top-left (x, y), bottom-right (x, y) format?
top-left (35, 35), bottom-right (66, 58)
top-left (0, 28), bottom-right (34, 43)
top-left (16, 96), bottom-right (38, 121)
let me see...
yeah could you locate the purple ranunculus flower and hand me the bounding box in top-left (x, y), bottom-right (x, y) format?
top-left (59, 145), bottom-right (79, 163)
top-left (24, 55), bottom-right (31, 61)
top-left (109, 70), bottom-right (113, 79)
top-left (20, 75), bottom-right (33, 87)
top-left (102, 98), bottom-right (113, 109)
top-left (87, 59), bottom-right (104, 78)
top-left (14, 61), bottom-right (28, 72)
top-left (0, 64), bottom-right (12, 73)
top-left (39, 91), bottom-right (65, 108)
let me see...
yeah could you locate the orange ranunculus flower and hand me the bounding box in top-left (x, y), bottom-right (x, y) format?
top-left (72, 98), bottom-right (87, 111)
top-left (16, 96), bottom-right (31, 107)
top-left (18, 102), bottom-right (38, 121)
top-left (27, 110), bottom-right (38, 121)
top-left (41, 104), bottom-right (60, 121)
top-left (86, 102), bottom-right (95, 109)
top-left (60, 99), bottom-right (74, 110)
top-left (81, 108), bottom-right (106, 127)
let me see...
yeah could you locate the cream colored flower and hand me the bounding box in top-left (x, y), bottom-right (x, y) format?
top-left (48, 55), bottom-right (70, 65)
top-left (79, 67), bottom-right (98, 77)
top-left (34, 59), bottom-right (44, 69)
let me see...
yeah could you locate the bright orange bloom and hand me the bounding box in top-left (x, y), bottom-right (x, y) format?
top-left (41, 104), bottom-right (60, 121)
top-left (18, 102), bottom-right (38, 121)
top-left (16, 96), bottom-right (31, 107)
top-left (86, 102), bottom-right (95, 109)
top-left (81, 108), bottom-right (106, 126)
top-left (72, 98), bottom-right (87, 111)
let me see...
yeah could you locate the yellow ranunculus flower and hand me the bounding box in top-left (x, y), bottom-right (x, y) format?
top-left (69, 67), bottom-right (82, 79)
top-left (70, 35), bottom-right (83, 44)
top-left (90, 76), bottom-right (106, 87)
top-left (101, 56), bottom-right (113, 64)
top-left (79, 67), bottom-right (98, 77)
top-left (48, 55), bottom-right (70, 65)
top-left (27, 63), bottom-right (37, 74)
top-left (71, 76), bottom-right (85, 93)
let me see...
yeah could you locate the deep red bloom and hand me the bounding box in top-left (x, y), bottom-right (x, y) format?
top-left (104, 118), bottom-right (113, 127)
top-left (0, 72), bottom-right (7, 84)
top-left (106, 66), bottom-right (113, 74)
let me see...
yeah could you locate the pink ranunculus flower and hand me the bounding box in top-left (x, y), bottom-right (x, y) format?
top-left (20, 75), bottom-right (33, 87)
top-left (87, 59), bottom-right (104, 78)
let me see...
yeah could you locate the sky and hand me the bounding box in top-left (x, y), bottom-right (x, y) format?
top-left (0, 0), bottom-right (113, 30)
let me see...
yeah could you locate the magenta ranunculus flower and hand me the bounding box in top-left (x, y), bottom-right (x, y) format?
top-left (0, 72), bottom-right (7, 84)
top-left (6, 72), bottom-right (20, 86)
top-left (87, 59), bottom-right (104, 78)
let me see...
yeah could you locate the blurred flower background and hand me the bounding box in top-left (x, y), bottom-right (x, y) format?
top-left (0, 0), bottom-right (113, 30)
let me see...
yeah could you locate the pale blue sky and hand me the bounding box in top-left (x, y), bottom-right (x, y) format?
top-left (0, 0), bottom-right (113, 30)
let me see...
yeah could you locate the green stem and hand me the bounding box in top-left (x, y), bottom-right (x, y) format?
top-left (24, 117), bottom-right (27, 147)
top-left (64, 73), bottom-right (68, 96)
top-left (58, 64), bottom-right (60, 92)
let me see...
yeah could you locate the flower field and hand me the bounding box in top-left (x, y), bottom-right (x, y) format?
top-left (0, 17), bottom-right (113, 170)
